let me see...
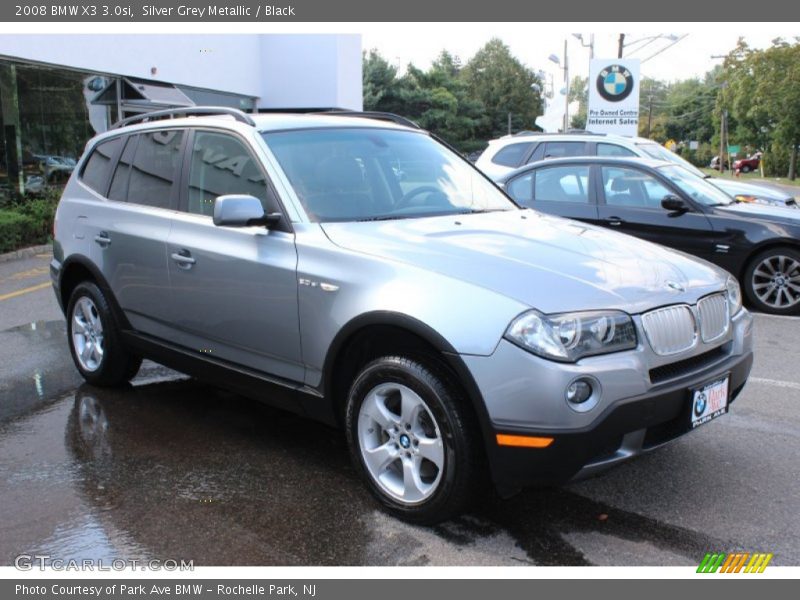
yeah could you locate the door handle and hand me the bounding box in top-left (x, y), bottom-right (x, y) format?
top-left (171, 250), bottom-right (196, 269)
top-left (606, 217), bottom-right (624, 227)
top-left (94, 232), bottom-right (111, 247)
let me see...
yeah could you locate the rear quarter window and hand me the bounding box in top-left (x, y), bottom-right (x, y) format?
top-left (491, 142), bottom-right (533, 167)
top-left (80, 136), bottom-right (124, 195)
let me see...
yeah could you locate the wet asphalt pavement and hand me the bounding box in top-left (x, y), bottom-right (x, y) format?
top-left (1, 255), bottom-right (799, 566)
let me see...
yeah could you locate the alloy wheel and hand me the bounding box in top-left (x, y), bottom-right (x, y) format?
top-left (357, 382), bottom-right (444, 505)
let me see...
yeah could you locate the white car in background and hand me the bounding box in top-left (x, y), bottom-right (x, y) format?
top-left (475, 132), bottom-right (797, 209)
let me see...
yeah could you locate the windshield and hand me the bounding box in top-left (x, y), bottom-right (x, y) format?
top-left (636, 142), bottom-right (706, 179)
top-left (657, 165), bottom-right (735, 206)
top-left (262, 128), bottom-right (516, 222)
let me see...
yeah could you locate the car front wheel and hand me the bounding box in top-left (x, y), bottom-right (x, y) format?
top-left (345, 356), bottom-right (482, 524)
top-left (744, 247), bottom-right (800, 315)
top-left (66, 281), bottom-right (142, 386)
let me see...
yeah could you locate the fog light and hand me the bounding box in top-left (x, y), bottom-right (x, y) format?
top-left (566, 379), bottom-right (592, 404)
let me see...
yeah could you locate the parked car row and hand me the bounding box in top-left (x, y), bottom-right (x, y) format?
top-left (477, 133), bottom-right (796, 209)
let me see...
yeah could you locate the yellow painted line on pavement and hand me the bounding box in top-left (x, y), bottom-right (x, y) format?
top-left (0, 281), bottom-right (51, 302)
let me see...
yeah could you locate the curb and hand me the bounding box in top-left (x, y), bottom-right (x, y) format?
top-left (0, 243), bottom-right (53, 264)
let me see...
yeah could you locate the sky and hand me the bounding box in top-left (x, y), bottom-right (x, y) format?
top-left (361, 23), bottom-right (796, 84)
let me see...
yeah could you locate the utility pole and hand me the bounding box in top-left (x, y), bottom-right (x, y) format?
top-left (563, 39), bottom-right (570, 132)
top-left (508, 112), bottom-right (512, 136)
top-left (647, 83), bottom-right (654, 138)
top-left (618, 34), bottom-right (625, 59)
top-left (719, 110), bottom-right (726, 173)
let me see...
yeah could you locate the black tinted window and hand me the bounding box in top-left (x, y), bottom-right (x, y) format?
top-left (491, 142), bottom-right (533, 167)
top-left (506, 173), bottom-right (534, 204)
top-left (187, 131), bottom-right (268, 217)
top-left (543, 142), bottom-right (586, 159)
top-left (80, 137), bottom-right (123, 194)
top-left (125, 130), bottom-right (184, 208)
top-left (108, 135), bottom-right (137, 202)
top-left (534, 165), bottom-right (591, 203)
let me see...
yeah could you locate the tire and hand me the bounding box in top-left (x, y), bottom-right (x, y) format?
top-left (743, 247), bottom-right (800, 315)
top-left (345, 356), bottom-right (483, 524)
top-left (741, 165), bottom-right (752, 173)
top-left (66, 281), bottom-right (142, 386)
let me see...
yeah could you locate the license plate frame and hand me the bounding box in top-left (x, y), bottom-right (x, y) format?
top-left (690, 374), bottom-right (730, 429)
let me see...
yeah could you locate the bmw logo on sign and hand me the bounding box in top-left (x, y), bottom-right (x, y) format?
top-left (597, 64), bottom-right (635, 102)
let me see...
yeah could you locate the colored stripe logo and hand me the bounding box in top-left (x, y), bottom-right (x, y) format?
top-left (697, 552), bottom-right (773, 573)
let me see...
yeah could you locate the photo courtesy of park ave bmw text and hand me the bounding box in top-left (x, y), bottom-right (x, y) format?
top-left (0, 0), bottom-right (798, 594)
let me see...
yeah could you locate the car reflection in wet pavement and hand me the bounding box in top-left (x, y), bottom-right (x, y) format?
top-left (1, 320), bottom-right (793, 566)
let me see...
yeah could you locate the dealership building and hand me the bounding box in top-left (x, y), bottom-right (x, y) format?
top-left (0, 34), bottom-right (363, 197)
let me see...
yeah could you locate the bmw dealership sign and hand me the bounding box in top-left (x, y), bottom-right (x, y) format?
top-left (587, 59), bottom-right (640, 137)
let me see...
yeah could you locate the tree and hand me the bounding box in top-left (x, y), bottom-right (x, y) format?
top-left (719, 38), bottom-right (800, 179)
top-left (568, 76), bottom-right (587, 130)
top-left (461, 39), bottom-right (543, 139)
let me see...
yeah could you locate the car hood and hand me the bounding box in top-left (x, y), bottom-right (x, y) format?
top-left (709, 178), bottom-right (794, 202)
top-left (716, 201), bottom-right (800, 223)
top-left (321, 210), bottom-right (727, 314)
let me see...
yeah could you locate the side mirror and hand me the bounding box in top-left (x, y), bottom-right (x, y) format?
top-left (213, 195), bottom-right (281, 228)
top-left (661, 195), bottom-right (688, 213)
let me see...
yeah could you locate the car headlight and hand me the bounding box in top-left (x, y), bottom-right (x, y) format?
top-left (505, 309), bottom-right (637, 362)
top-left (726, 276), bottom-right (742, 316)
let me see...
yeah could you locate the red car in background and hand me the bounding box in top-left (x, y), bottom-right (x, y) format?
top-left (734, 152), bottom-right (762, 173)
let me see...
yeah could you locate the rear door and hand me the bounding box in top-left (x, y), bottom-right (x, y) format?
top-left (505, 163), bottom-right (599, 223)
top-left (595, 164), bottom-right (716, 261)
top-left (165, 128), bottom-right (303, 383)
top-left (76, 129), bottom-right (184, 337)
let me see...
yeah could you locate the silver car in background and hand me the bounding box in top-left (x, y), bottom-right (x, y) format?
top-left (52, 108), bottom-right (754, 523)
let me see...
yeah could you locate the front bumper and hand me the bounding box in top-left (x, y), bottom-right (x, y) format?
top-left (462, 309), bottom-right (754, 493)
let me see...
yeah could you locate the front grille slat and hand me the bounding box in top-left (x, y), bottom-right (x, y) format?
top-left (698, 293), bottom-right (729, 343)
top-left (642, 304), bottom-right (696, 355)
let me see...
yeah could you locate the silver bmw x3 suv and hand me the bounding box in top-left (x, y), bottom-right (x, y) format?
top-left (52, 107), bottom-right (754, 523)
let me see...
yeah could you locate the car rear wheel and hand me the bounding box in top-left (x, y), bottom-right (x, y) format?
top-left (744, 248), bottom-right (800, 315)
top-left (67, 282), bottom-right (142, 386)
top-left (345, 356), bottom-right (482, 524)
top-left (741, 165), bottom-right (752, 173)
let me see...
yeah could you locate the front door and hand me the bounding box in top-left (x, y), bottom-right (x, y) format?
top-left (165, 129), bottom-right (303, 383)
top-left (596, 164), bottom-right (715, 262)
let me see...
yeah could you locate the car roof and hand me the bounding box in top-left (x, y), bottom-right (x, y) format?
top-left (497, 156), bottom-right (675, 181)
top-left (86, 111), bottom-right (420, 149)
top-left (488, 132), bottom-right (657, 146)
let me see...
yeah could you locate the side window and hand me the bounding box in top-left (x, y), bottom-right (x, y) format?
top-left (108, 135), bottom-right (137, 202)
top-left (597, 143), bottom-right (637, 157)
top-left (602, 166), bottom-right (673, 209)
top-left (534, 165), bottom-right (591, 203)
top-left (80, 137), bottom-right (123, 195)
top-left (125, 130), bottom-right (184, 209)
top-left (543, 142), bottom-right (587, 159)
top-left (506, 173), bottom-right (534, 204)
top-left (525, 142), bottom-right (545, 164)
top-left (187, 131), bottom-right (271, 217)
top-left (491, 142), bottom-right (533, 167)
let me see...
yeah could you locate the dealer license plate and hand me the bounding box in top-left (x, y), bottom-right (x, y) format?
top-left (690, 376), bottom-right (729, 429)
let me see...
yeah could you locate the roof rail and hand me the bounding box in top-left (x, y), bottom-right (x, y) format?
top-left (316, 110), bottom-right (421, 130)
top-left (110, 106), bottom-right (256, 130)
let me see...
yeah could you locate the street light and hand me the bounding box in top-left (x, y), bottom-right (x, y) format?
top-left (549, 40), bottom-right (569, 132)
top-left (572, 33), bottom-right (594, 59)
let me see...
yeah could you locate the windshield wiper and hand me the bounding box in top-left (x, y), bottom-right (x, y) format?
top-left (356, 215), bottom-right (409, 222)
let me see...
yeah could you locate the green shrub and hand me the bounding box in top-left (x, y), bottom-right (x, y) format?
top-left (0, 210), bottom-right (39, 254)
top-left (16, 196), bottom-right (59, 241)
